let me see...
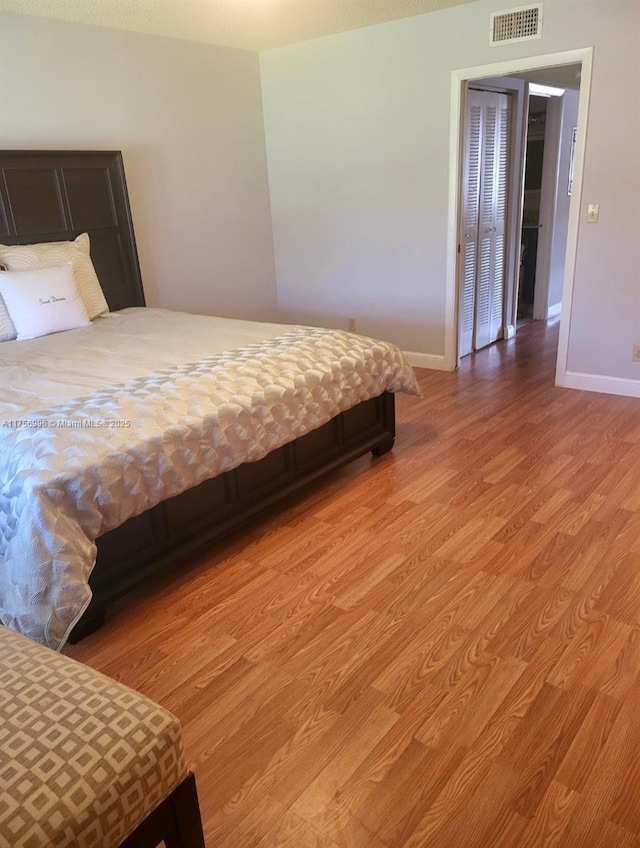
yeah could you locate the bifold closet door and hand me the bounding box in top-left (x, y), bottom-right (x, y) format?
top-left (460, 89), bottom-right (510, 356)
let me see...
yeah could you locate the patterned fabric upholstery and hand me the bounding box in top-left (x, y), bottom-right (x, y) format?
top-left (0, 626), bottom-right (187, 848)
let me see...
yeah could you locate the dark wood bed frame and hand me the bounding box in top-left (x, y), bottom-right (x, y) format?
top-left (0, 150), bottom-right (396, 639)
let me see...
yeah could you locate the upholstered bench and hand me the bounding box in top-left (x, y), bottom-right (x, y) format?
top-left (0, 625), bottom-right (205, 848)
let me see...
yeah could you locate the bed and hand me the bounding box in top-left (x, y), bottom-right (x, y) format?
top-left (0, 150), bottom-right (419, 650)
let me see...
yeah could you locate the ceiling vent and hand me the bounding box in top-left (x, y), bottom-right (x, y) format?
top-left (490, 4), bottom-right (543, 46)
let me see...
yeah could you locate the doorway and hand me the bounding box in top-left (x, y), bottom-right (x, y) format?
top-left (457, 68), bottom-right (581, 358)
top-left (519, 94), bottom-right (548, 323)
top-left (445, 48), bottom-right (593, 386)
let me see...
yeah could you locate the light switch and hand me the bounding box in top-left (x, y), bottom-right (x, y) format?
top-left (587, 203), bottom-right (599, 223)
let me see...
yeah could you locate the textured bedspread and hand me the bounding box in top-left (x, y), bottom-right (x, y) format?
top-left (0, 310), bottom-right (419, 649)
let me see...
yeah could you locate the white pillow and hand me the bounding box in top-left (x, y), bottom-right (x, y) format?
top-left (0, 233), bottom-right (109, 322)
top-left (0, 263), bottom-right (91, 341)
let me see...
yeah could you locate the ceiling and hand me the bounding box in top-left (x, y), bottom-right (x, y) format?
top-left (516, 64), bottom-right (582, 91)
top-left (0, 0), bottom-right (480, 51)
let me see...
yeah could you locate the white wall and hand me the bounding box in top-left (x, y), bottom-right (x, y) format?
top-left (261, 0), bottom-right (640, 386)
top-left (0, 12), bottom-right (277, 321)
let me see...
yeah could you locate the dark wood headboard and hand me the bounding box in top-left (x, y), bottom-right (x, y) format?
top-left (0, 150), bottom-right (145, 310)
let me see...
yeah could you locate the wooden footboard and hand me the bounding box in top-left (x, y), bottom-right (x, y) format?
top-left (70, 392), bottom-right (395, 641)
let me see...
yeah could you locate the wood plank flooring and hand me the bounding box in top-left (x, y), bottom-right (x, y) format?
top-left (66, 319), bottom-right (640, 847)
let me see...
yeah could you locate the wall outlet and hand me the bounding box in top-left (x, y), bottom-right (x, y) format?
top-left (633, 344), bottom-right (640, 362)
top-left (348, 317), bottom-right (356, 332)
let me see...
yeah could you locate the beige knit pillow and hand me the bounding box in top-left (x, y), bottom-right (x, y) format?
top-left (0, 289), bottom-right (16, 341)
top-left (0, 234), bottom-right (109, 336)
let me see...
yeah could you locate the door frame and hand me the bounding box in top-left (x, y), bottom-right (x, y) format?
top-left (533, 92), bottom-right (564, 321)
top-left (445, 47), bottom-right (594, 386)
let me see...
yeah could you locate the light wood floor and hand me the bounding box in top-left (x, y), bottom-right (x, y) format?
top-left (67, 319), bottom-right (640, 848)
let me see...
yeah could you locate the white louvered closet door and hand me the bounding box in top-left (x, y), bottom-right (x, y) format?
top-left (460, 89), bottom-right (510, 356)
top-left (460, 94), bottom-right (482, 357)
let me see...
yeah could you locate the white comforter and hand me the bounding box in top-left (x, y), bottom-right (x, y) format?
top-left (0, 309), bottom-right (419, 649)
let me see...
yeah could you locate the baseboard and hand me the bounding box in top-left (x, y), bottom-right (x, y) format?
top-left (403, 351), bottom-right (450, 371)
top-left (547, 302), bottom-right (562, 318)
top-left (559, 370), bottom-right (640, 398)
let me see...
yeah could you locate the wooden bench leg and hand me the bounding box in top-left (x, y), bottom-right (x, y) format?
top-left (165, 773), bottom-right (206, 848)
top-left (119, 772), bottom-right (206, 848)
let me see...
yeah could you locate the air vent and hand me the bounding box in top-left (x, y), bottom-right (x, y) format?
top-left (490, 4), bottom-right (543, 45)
